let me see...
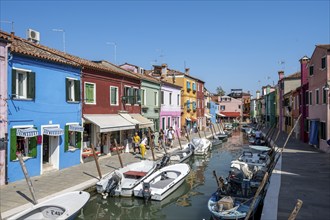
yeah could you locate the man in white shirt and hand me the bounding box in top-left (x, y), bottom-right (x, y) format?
top-left (167, 127), bottom-right (175, 148)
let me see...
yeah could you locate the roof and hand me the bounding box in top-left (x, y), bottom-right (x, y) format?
top-left (0, 31), bottom-right (79, 67)
top-left (160, 80), bottom-right (182, 89)
top-left (316, 44), bottom-right (330, 50)
top-left (284, 71), bottom-right (301, 79)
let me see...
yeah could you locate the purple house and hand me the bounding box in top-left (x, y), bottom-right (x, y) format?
top-left (159, 80), bottom-right (182, 134)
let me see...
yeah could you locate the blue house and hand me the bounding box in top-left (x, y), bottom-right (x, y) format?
top-left (209, 101), bottom-right (219, 124)
top-left (1, 31), bottom-right (83, 182)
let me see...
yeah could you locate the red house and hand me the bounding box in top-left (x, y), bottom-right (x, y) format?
top-left (196, 80), bottom-right (206, 130)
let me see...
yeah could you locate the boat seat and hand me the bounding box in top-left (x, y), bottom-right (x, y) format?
top-left (151, 178), bottom-right (175, 189)
top-left (123, 171), bottom-right (147, 178)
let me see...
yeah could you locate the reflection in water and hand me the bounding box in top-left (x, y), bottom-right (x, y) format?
top-left (76, 131), bottom-right (246, 220)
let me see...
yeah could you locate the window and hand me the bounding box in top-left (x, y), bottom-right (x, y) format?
top-left (141, 89), bottom-right (146, 105)
top-left (154, 91), bottom-right (158, 106)
top-left (321, 57), bottom-right (326, 69)
top-left (187, 100), bottom-right (191, 109)
top-left (192, 83), bottom-right (196, 91)
top-left (66, 78), bottom-right (80, 102)
top-left (305, 91), bottom-right (309, 105)
top-left (124, 86), bottom-right (134, 104)
top-left (315, 89), bottom-right (319, 105)
top-left (323, 87), bottom-right (327, 104)
top-left (309, 91), bottom-right (312, 105)
top-left (161, 91), bottom-right (164, 105)
top-left (177, 94), bottom-right (180, 106)
top-left (110, 86), bottom-right (118, 105)
top-left (320, 122), bottom-right (326, 140)
top-left (309, 65), bottom-right (314, 76)
top-left (64, 125), bottom-right (82, 152)
top-left (84, 82), bottom-right (96, 104)
top-left (168, 117), bottom-right (171, 127)
top-left (186, 81), bottom-right (191, 90)
top-left (197, 100), bottom-right (200, 108)
top-left (133, 88), bottom-right (140, 104)
top-left (10, 127), bottom-right (37, 161)
top-left (220, 105), bottom-right (225, 111)
top-left (238, 105), bottom-right (241, 109)
top-left (169, 92), bottom-right (172, 105)
top-left (162, 117), bottom-right (165, 130)
top-left (12, 68), bottom-right (35, 100)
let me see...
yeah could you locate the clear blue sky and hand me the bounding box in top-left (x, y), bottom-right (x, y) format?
top-left (1, 1), bottom-right (329, 96)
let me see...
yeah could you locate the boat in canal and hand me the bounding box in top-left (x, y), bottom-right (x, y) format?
top-left (7, 191), bottom-right (90, 220)
top-left (169, 145), bottom-right (194, 163)
top-left (189, 138), bottom-right (212, 155)
top-left (133, 163), bottom-right (191, 201)
top-left (96, 160), bottom-right (158, 198)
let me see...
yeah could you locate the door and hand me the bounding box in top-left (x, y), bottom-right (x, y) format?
top-left (43, 135), bottom-right (50, 163)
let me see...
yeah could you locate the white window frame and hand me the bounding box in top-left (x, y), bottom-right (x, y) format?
top-left (66, 77), bottom-right (79, 102)
top-left (154, 91), bottom-right (158, 106)
top-left (161, 91), bottom-right (164, 105)
top-left (177, 94), bottom-right (180, 106)
top-left (133, 87), bottom-right (140, 106)
top-left (309, 91), bottom-right (313, 106)
top-left (141, 89), bottom-right (146, 106)
top-left (124, 86), bottom-right (131, 105)
top-left (84, 82), bottom-right (96, 105)
top-left (169, 92), bottom-right (172, 105)
top-left (13, 68), bottom-right (32, 99)
top-left (110, 86), bottom-right (119, 106)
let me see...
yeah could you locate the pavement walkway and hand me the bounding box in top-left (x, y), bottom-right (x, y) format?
top-left (261, 128), bottom-right (330, 220)
top-left (0, 128), bottom-right (216, 219)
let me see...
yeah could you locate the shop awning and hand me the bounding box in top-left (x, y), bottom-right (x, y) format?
top-left (43, 127), bottom-right (64, 136)
top-left (69, 124), bottom-right (84, 132)
top-left (16, 128), bottom-right (38, 137)
top-left (84, 114), bottom-right (135, 133)
top-left (217, 113), bottom-right (226, 117)
top-left (204, 113), bottom-right (212, 119)
top-left (221, 112), bottom-right (240, 117)
top-left (119, 113), bottom-right (140, 125)
top-left (129, 114), bottom-right (154, 129)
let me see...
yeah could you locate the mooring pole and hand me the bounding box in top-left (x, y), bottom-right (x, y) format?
top-left (197, 127), bottom-right (202, 139)
top-left (113, 139), bottom-right (124, 168)
top-left (148, 128), bottom-right (156, 161)
top-left (91, 144), bottom-right (102, 178)
top-left (288, 199), bottom-right (303, 220)
top-left (175, 129), bottom-right (183, 150)
top-left (212, 170), bottom-right (220, 188)
top-left (210, 124), bottom-right (215, 139)
top-left (17, 154), bottom-right (38, 204)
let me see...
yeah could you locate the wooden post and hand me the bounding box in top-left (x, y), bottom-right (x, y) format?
top-left (216, 123), bottom-right (221, 134)
top-left (113, 140), bottom-right (124, 168)
top-left (148, 128), bottom-right (156, 161)
top-left (212, 170), bottom-right (220, 188)
top-left (210, 124), bottom-right (215, 139)
top-left (288, 199), bottom-right (303, 220)
top-left (17, 154), bottom-right (38, 205)
top-left (244, 172), bottom-right (269, 220)
top-left (175, 129), bottom-right (183, 150)
top-left (91, 144), bottom-right (103, 178)
top-left (203, 129), bottom-right (207, 139)
top-left (185, 126), bottom-right (190, 142)
top-left (197, 127), bottom-right (202, 139)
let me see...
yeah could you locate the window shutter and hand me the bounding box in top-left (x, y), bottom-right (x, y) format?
top-left (129, 87), bottom-right (133, 104)
top-left (65, 78), bottom-right (69, 101)
top-left (12, 69), bottom-right (17, 98)
top-left (27, 72), bottom-right (35, 99)
top-left (10, 128), bottom-right (17, 161)
top-left (64, 125), bottom-right (69, 152)
top-left (28, 132), bottom-right (37, 158)
top-left (76, 131), bottom-right (82, 149)
top-left (74, 80), bottom-right (80, 102)
top-left (138, 89), bottom-right (141, 103)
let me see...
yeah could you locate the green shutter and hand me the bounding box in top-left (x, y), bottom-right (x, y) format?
top-left (129, 87), bottom-right (133, 104)
top-left (74, 80), bottom-right (80, 102)
top-left (28, 134), bottom-right (37, 158)
top-left (12, 69), bottom-right (17, 98)
top-left (76, 131), bottom-right (82, 149)
top-left (65, 78), bottom-right (69, 101)
top-left (138, 89), bottom-right (141, 103)
top-left (27, 72), bottom-right (35, 99)
top-left (10, 128), bottom-right (17, 161)
top-left (64, 125), bottom-right (69, 152)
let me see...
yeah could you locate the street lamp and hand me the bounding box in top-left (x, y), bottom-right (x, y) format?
top-left (324, 81), bottom-right (329, 91)
top-left (106, 42), bottom-right (117, 64)
top-left (52, 29), bottom-right (66, 52)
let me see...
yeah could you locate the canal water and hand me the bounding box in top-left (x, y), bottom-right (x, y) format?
top-left (76, 131), bottom-right (249, 220)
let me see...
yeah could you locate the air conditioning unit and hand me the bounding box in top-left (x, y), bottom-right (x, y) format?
top-left (27, 29), bottom-right (40, 43)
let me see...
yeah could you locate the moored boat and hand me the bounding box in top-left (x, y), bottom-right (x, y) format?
top-left (189, 138), bottom-right (212, 155)
top-left (169, 145), bottom-right (194, 163)
top-left (7, 191), bottom-right (90, 220)
top-left (96, 160), bottom-right (158, 198)
top-left (133, 163), bottom-right (191, 201)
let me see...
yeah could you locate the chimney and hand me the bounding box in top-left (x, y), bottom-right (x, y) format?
top-left (10, 32), bottom-right (15, 41)
top-left (299, 55), bottom-right (310, 85)
top-left (278, 70), bottom-right (284, 80)
top-left (161, 63), bottom-right (167, 76)
top-left (185, 68), bottom-right (190, 75)
top-left (256, 90), bottom-right (260, 99)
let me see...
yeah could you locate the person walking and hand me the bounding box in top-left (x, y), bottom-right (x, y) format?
top-left (140, 135), bottom-right (148, 160)
top-left (133, 132), bottom-right (141, 155)
top-left (158, 129), bottom-right (165, 150)
top-left (167, 127), bottom-right (175, 148)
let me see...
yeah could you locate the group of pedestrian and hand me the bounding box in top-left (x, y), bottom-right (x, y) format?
top-left (133, 132), bottom-right (148, 159)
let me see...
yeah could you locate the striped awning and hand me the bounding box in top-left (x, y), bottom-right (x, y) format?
top-left (16, 128), bottom-right (38, 137)
top-left (44, 127), bottom-right (64, 136)
top-left (68, 124), bottom-right (84, 132)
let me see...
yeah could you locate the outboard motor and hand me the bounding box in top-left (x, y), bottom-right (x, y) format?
top-left (157, 154), bottom-right (170, 169)
top-left (142, 182), bottom-right (151, 202)
top-left (102, 173), bottom-right (121, 199)
top-left (227, 168), bottom-right (244, 195)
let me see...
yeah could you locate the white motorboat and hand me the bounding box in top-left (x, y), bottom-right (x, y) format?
top-left (169, 146), bottom-right (194, 163)
top-left (133, 163), bottom-right (191, 201)
top-left (7, 191), bottom-right (90, 220)
top-left (189, 138), bottom-right (212, 155)
top-left (96, 160), bottom-right (158, 198)
top-left (231, 145), bottom-right (271, 170)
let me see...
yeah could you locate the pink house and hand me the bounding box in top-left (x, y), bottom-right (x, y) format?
top-left (218, 95), bottom-right (243, 122)
top-left (308, 44), bottom-right (330, 153)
